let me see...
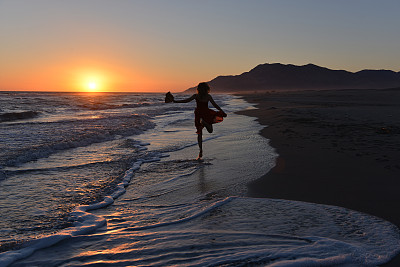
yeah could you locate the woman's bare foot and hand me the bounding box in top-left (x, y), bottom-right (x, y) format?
top-left (197, 150), bottom-right (203, 160)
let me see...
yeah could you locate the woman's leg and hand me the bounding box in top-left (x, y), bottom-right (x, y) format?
top-left (200, 118), bottom-right (213, 133)
top-left (197, 132), bottom-right (203, 159)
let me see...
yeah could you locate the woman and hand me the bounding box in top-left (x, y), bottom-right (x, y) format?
top-left (168, 82), bottom-right (227, 159)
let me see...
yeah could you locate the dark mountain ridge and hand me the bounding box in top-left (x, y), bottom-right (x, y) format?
top-left (184, 63), bottom-right (400, 93)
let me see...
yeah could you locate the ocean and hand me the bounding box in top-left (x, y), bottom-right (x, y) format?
top-left (0, 91), bottom-right (399, 266)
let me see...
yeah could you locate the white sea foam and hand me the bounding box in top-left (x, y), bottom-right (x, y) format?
top-left (8, 197), bottom-right (400, 266)
top-left (0, 148), bottom-right (153, 267)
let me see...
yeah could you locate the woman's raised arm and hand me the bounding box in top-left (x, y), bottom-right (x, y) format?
top-left (173, 94), bottom-right (196, 103)
top-left (209, 95), bottom-right (227, 116)
top-left (209, 95), bottom-right (222, 111)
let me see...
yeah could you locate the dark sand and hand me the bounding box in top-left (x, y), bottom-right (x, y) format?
top-left (239, 88), bottom-right (400, 266)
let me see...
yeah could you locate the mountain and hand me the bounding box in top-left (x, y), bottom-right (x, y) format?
top-left (184, 63), bottom-right (400, 93)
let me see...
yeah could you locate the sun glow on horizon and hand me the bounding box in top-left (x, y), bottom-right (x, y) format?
top-left (75, 70), bottom-right (107, 92)
top-left (82, 77), bottom-right (102, 92)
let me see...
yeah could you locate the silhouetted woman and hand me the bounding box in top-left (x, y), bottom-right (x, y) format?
top-left (167, 82), bottom-right (227, 159)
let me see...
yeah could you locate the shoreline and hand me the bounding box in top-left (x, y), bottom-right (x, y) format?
top-left (238, 89), bottom-right (400, 266)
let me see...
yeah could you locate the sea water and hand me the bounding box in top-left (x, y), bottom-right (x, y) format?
top-left (0, 92), bottom-right (399, 266)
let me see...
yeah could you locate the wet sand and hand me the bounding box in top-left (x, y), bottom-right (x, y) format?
top-left (239, 88), bottom-right (400, 266)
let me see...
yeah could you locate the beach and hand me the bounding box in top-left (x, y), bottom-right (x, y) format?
top-left (1, 92), bottom-right (400, 266)
top-left (240, 88), bottom-right (400, 265)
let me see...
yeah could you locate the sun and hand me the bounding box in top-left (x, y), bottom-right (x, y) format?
top-left (74, 70), bottom-right (109, 92)
top-left (87, 82), bottom-right (97, 91)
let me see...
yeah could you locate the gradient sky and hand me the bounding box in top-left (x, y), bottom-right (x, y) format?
top-left (1, 0), bottom-right (399, 92)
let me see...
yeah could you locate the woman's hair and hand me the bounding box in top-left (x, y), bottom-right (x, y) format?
top-left (196, 82), bottom-right (210, 96)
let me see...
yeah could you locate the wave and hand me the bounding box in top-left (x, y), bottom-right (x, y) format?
top-left (3, 196), bottom-right (400, 266)
top-left (77, 102), bottom-right (152, 111)
top-left (0, 153), bottom-right (162, 267)
top-left (0, 111), bottom-right (40, 123)
top-left (2, 114), bottom-right (155, 168)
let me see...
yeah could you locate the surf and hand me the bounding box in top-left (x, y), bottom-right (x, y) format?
top-left (1, 94), bottom-right (399, 266)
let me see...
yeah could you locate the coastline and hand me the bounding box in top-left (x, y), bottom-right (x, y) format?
top-left (238, 89), bottom-right (400, 266)
top-left (2, 93), bottom-right (399, 266)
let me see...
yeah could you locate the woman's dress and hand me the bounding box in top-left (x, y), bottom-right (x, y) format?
top-left (194, 98), bottom-right (225, 134)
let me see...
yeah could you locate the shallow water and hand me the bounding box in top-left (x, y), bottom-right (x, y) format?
top-left (0, 92), bottom-right (399, 266)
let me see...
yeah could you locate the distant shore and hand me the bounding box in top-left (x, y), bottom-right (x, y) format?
top-left (239, 88), bottom-right (400, 266)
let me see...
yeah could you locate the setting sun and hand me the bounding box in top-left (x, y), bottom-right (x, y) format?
top-left (88, 82), bottom-right (97, 91)
top-left (83, 78), bottom-right (101, 92)
top-left (74, 70), bottom-right (108, 92)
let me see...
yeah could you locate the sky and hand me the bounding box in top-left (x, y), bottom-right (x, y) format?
top-left (1, 0), bottom-right (399, 92)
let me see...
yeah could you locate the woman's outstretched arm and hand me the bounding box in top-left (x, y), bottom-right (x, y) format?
top-left (173, 94), bottom-right (196, 103)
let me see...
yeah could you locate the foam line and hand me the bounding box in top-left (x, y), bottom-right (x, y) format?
top-left (125, 197), bottom-right (235, 231)
top-left (0, 208), bottom-right (107, 267)
top-left (0, 153), bottom-right (153, 267)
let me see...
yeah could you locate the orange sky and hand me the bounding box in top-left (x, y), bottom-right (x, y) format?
top-left (1, 1), bottom-right (399, 93)
top-left (0, 52), bottom-right (201, 93)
